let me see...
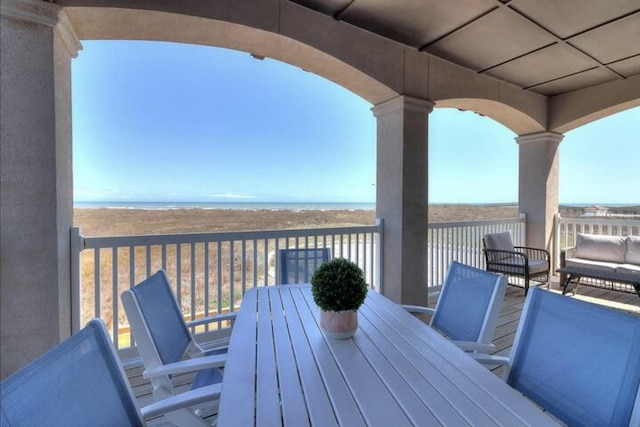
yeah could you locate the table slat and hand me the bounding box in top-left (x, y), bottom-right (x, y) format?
top-left (217, 288), bottom-right (258, 426)
top-left (279, 288), bottom-right (339, 426)
top-left (256, 287), bottom-right (281, 425)
top-left (269, 287), bottom-right (311, 427)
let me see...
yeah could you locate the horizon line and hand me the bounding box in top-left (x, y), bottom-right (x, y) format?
top-left (73, 200), bottom-right (639, 206)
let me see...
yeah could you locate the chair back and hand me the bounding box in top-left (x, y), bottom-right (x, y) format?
top-left (277, 248), bottom-right (331, 284)
top-left (483, 231), bottom-right (515, 252)
top-left (122, 270), bottom-right (192, 369)
top-left (507, 288), bottom-right (640, 427)
top-left (431, 261), bottom-right (507, 344)
top-left (0, 319), bottom-right (143, 427)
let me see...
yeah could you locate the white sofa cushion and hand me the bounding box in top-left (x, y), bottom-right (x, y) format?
top-left (616, 264), bottom-right (640, 275)
top-left (574, 234), bottom-right (626, 263)
top-left (565, 258), bottom-right (618, 273)
top-left (625, 236), bottom-right (640, 265)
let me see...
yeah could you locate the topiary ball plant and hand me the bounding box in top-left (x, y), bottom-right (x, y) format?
top-left (311, 258), bottom-right (368, 312)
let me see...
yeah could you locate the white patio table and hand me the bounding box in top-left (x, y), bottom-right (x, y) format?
top-left (217, 285), bottom-right (560, 426)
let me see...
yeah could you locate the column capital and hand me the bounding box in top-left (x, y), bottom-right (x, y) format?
top-left (1, 0), bottom-right (82, 58)
top-left (515, 131), bottom-right (564, 146)
top-left (372, 95), bottom-right (435, 118)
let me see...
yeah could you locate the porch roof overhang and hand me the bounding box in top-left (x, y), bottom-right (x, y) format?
top-left (290, 0), bottom-right (640, 131)
top-left (55, 0), bottom-right (640, 134)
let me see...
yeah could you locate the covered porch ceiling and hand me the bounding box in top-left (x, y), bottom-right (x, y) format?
top-left (57, 0), bottom-right (640, 133)
top-left (292, 0), bottom-right (640, 97)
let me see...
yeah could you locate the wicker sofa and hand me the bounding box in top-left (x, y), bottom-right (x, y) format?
top-left (559, 233), bottom-right (640, 297)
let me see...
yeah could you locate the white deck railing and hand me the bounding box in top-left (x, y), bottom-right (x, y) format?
top-left (71, 222), bottom-right (383, 350)
top-left (427, 214), bottom-right (526, 286)
top-left (71, 215), bottom-right (530, 353)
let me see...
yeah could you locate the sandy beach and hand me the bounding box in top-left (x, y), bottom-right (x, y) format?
top-left (73, 204), bottom-right (521, 236)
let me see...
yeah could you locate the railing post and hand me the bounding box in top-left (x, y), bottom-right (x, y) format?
top-left (70, 227), bottom-right (84, 334)
top-left (518, 213), bottom-right (527, 246)
top-left (553, 213), bottom-right (562, 274)
top-left (375, 218), bottom-right (384, 293)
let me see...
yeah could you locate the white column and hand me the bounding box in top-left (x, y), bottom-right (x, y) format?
top-left (1, 0), bottom-right (81, 378)
top-left (516, 131), bottom-right (564, 252)
top-left (372, 96), bottom-right (433, 305)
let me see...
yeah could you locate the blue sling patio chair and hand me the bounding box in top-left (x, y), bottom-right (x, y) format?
top-left (277, 247), bottom-right (331, 284)
top-left (475, 288), bottom-right (640, 427)
top-left (402, 261), bottom-right (508, 354)
top-left (0, 319), bottom-right (219, 427)
top-left (121, 270), bottom-right (236, 426)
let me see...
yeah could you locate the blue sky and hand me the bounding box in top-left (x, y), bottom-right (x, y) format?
top-left (72, 41), bottom-right (639, 205)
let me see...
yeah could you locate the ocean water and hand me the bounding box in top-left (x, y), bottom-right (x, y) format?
top-left (74, 201), bottom-right (637, 210)
top-left (74, 201), bottom-right (376, 211)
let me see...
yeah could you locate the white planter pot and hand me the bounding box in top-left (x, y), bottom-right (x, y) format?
top-left (319, 310), bottom-right (358, 339)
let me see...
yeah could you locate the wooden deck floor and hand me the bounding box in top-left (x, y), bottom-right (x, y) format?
top-left (126, 282), bottom-right (640, 425)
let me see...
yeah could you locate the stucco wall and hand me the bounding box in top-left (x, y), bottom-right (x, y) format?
top-left (0, 11), bottom-right (73, 379)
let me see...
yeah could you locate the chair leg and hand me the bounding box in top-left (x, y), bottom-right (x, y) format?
top-left (524, 277), bottom-right (529, 296)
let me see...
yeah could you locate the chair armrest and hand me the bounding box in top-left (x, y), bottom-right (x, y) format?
top-left (143, 353), bottom-right (226, 379)
top-left (401, 305), bottom-right (435, 316)
top-left (484, 249), bottom-right (528, 275)
top-left (140, 383), bottom-right (222, 419)
top-left (484, 248), bottom-right (526, 261)
top-left (514, 246), bottom-right (550, 261)
top-left (452, 341), bottom-right (495, 354)
top-left (187, 312), bottom-right (237, 329)
top-left (201, 337), bottom-right (230, 353)
top-left (472, 353), bottom-right (510, 368)
top-left (560, 247), bottom-right (576, 267)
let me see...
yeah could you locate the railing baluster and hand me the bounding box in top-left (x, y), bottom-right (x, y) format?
top-left (240, 239), bottom-right (246, 303)
top-left (260, 238), bottom-right (266, 286)
top-left (204, 241), bottom-right (210, 326)
top-left (217, 241), bottom-right (222, 315)
top-left (252, 239), bottom-right (258, 290)
top-left (145, 244), bottom-right (151, 277)
top-left (229, 240), bottom-right (235, 313)
top-left (176, 244), bottom-right (182, 309)
top-left (190, 242), bottom-right (196, 322)
top-left (112, 247), bottom-right (118, 346)
top-left (94, 249), bottom-right (101, 319)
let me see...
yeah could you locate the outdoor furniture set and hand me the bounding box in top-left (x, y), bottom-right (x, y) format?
top-left (559, 233), bottom-right (640, 298)
top-left (3, 256), bottom-right (639, 426)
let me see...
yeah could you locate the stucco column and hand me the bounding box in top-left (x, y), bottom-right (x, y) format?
top-left (1, 0), bottom-right (81, 378)
top-left (372, 96), bottom-right (433, 305)
top-left (516, 131), bottom-right (564, 253)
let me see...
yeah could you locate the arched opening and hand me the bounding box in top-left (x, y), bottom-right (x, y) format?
top-left (559, 106), bottom-right (640, 205)
top-left (435, 98), bottom-right (545, 135)
top-left (64, 6), bottom-right (397, 104)
top-left (72, 40), bottom-right (377, 209)
top-left (428, 108), bottom-right (519, 221)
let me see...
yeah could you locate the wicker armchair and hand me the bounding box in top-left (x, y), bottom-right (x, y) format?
top-left (482, 231), bottom-right (550, 295)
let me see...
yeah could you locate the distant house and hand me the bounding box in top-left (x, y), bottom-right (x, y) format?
top-left (582, 206), bottom-right (611, 217)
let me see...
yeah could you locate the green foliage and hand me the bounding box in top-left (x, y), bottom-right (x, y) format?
top-left (311, 258), bottom-right (368, 311)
